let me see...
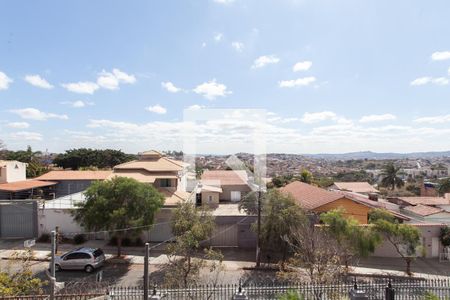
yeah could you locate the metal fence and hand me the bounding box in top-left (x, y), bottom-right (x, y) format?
top-left (106, 279), bottom-right (450, 300)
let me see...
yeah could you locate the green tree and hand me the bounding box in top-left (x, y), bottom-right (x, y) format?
top-left (0, 249), bottom-right (46, 296)
top-left (380, 163), bottom-right (404, 190)
top-left (239, 190), bottom-right (307, 265)
top-left (297, 169), bottom-right (313, 184)
top-left (369, 209), bottom-right (421, 275)
top-left (270, 175), bottom-right (294, 188)
top-left (320, 209), bottom-right (380, 270)
top-left (438, 178), bottom-right (450, 196)
top-left (73, 176), bottom-right (164, 256)
top-left (5, 146), bottom-right (47, 178)
top-left (440, 226), bottom-right (450, 248)
top-left (165, 202), bottom-right (221, 287)
top-left (0, 139), bottom-right (6, 159)
top-left (53, 148), bottom-right (136, 170)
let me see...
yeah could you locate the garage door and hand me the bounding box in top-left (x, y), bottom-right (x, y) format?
top-left (0, 202), bottom-right (37, 239)
top-left (210, 224), bottom-right (238, 247)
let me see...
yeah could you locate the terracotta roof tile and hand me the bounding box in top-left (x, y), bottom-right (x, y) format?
top-left (201, 170), bottom-right (248, 186)
top-left (280, 181), bottom-right (343, 210)
top-left (0, 180), bottom-right (57, 192)
top-left (396, 197), bottom-right (449, 206)
top-left (36, 171), bottom-right (112, 181)
top-left (403, 204), bottom-right (445, 217)
top-left (333, 182), bottom-right (379, 193)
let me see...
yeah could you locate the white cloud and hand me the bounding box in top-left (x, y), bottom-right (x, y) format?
top-left (231, 41), bottom-right (244, 52)
top-left (359, 114), bottom-right (397, 123)
top-left (193, 79), bottom-right (231, 100)
top-left (432, 77), bottom-right (449, 85)
top-left (6, 122), bottom-right (30, 129)
top-left (61, 81), bottom-right (99, 94)
top-left (61, 100), bottom-right (94, 108)
top-left (97, 68), bottom-right (136, 90)
top-left (292, 61), bottom-right (312, 72)
top-left (251, 55), bottom-right (280, 69)
top-left (0, 71), bottom-right (13, 90)
top-left (279, 76), bottom-right (316, 88)
top-left (410, 76), bottom-right (449, 86)
top-left (24, 74), bottom-right (53, 89)
top-left (161, 81), bottom-right (182, 93)
top-left (186, 104), bottom-right (205, 111)
top-left (213, 0), bottom-right (235, 4)
top-left (410, 77), bottom-right (431, 86)
top-left (146, 104), bottom-right (167, 114)
top-left (9, 131), bottom-right (42, 141)
top-left (414, 114), bottom-right (450, 124)
top-left (9, 108), bottom-right (69, 121)
top-left (214, 33), bottom-right (223, 42)
top-left (301, 111), bottom-right (337, 124)
top-left (431, 51), bottom-right (450, 61)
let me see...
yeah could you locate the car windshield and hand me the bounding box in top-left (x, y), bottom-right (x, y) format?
top-left (93, 249), bottom-right (104, 258)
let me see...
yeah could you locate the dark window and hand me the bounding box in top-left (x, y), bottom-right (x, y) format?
top-left (160, 179), bottom-right (171, 187)
top-left (79, 253), bottom-right (91, 259)
top-left (93, 249), bottom-right (104, 258)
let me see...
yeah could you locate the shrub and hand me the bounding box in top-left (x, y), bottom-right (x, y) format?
top-left (73, 234), bottom-right (87, 245)
top-left (36, 233), bottom-right (50, 243)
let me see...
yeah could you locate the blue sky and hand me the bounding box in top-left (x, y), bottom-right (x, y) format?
top-left (1, 0), bottom-right (450, 154)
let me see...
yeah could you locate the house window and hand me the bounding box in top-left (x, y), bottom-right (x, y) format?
top-left (160, 179), bottom-right (172, 187)
top-left (208, 195), bottom-right (213, 203)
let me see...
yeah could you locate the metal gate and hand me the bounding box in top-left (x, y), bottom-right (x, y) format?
top-left (0, 201), bottom-right (38, 238)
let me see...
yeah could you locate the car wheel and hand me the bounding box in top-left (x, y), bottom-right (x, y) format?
top-left (55, 264), bottom-right (62, 272)
top-left (84, 265), bottom-right (94, 273)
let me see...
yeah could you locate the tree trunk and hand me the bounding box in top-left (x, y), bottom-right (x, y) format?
top-left (406, 258), bottom-right (412, 275)
top-left (117, 235), bottom-right (122, 257)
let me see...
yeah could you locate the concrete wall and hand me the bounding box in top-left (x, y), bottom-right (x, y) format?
top-left (0, 161), bottom-right (27, 183)
top-left (220, 184), bottom-right (251, 201)
top-left (373, 225), bottom-right (444, 258)
top-left (38, 208), bottom-right (83, 237)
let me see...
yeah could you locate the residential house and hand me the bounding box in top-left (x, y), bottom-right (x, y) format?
top-left (0, 160), bottom-right (57, 200)
top-left (200, 170), bottom-right (251, 203)
top-left (331, 181), bottom-right (379, 195)
top-left (281, 181), bottom-right (382, 224)
top-left (387, 196), bottom-right (450, 208)
top-left (35, 170), bottom-right (112, 197)
top-left (402, 205), bottom-right (450, 224)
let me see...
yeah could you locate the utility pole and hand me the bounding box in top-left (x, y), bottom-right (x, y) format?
top-left (255, 189), bottom-right (261, 268)
top-left (50, 230), bottom-right (56, 300)
top-left (143, 243), bottom-right (149, 300)
top-left (55, 226), bottom-right (59, 254)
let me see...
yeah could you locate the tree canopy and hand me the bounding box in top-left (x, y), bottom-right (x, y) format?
top-left (369, 208), bottom-right (421, 275)
top-left (320, 209), bottom-right (380, 269)
top-left (4, 146), bottom-right (48, 178)
top-left (165, 201), bottom-right (220, 287)
top-left (438, 178), bottom-right (450, 196)
top-left (53, 148), bottom-right (136, 170)
top-left (73, 176), bottom-right (164, 256)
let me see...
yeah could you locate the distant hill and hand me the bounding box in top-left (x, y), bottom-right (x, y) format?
top-left (302, 151), bottom-right (450, 160)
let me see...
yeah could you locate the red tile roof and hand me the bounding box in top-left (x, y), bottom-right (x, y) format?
top-left (280, 181), bottom-right (344, 210)
top-left (35, 170), bottom-right (112, 181)
top-left (395, 197), bottom-right (449, 206)
top-left (0, 180), bottom-right (57, 192)
top-left (403, 204), bottom-right (445, 217)
top-left (333, 182), bottom-right (379, 193)
top-left (201, 170), bottom-right (249, 186)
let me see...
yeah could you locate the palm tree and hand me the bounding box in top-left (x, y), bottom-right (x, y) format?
top-left (381, 163), bottom-right (404, 190)
top-left (439, 178), bottom-right (450, 196)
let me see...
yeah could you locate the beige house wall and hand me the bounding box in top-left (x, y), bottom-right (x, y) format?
top-left (373, 225), bottom-right (444, 258)
top-left (220, 184), bottom-right (251, 201)
top-left (0, 161), bottom-right (27, 184)
top-left (201, 191), bottom-right (220, 207)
